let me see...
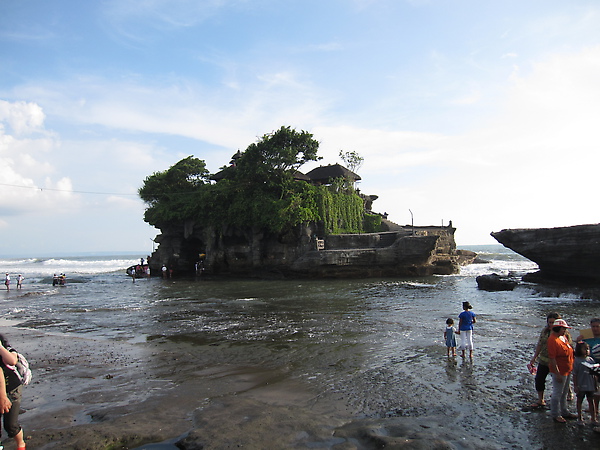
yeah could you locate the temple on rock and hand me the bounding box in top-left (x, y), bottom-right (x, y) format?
top-left (139, 128), bottom-right (475, 278)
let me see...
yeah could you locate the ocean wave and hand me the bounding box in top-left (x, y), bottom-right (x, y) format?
top-left (460, 259), bottom-right (538, 277)
top-left (0, 255), bottom-right (140, 276)
top-left (0, 258), bottom-right (39, 265)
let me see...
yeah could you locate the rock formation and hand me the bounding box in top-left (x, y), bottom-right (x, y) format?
top-left (476, 273), bottom-right (518, 291)
top-left (149, 222), bottom-right (475, 278)
top-left (492, 224), bottom-right (600, 284)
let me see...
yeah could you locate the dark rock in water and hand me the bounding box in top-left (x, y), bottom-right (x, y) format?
top-left (491, 224), bottom-right (600, 284)
top-left (455, 249), bottom-right (478, 265)
top-left (476, 273), bottom-right (518, 291)
top-left (472, 256), bottom-right (491, 264)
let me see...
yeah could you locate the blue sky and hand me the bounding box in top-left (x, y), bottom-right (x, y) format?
top-left (1, 0), bottom-right (600, 256)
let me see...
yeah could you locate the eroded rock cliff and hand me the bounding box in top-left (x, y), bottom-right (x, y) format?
top-left (149, 222), bottom-right (473, 278)
top-left (492, 224), bottom-right (600, 283)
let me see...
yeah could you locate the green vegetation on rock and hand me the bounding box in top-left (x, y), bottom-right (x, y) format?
top-left (139, 126), bottom-right (379, 235)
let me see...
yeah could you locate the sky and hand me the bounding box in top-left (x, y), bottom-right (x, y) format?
top-left (1, 0), bottom-right (600, 256)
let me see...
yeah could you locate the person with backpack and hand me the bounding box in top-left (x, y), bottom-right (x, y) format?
top-left (0, 334), bottom-right (26, 450)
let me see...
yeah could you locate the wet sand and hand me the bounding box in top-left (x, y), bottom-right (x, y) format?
top-left (8, 324), bottom-right (355, 449)
top-left (5, 322), bottom-right (600, 450)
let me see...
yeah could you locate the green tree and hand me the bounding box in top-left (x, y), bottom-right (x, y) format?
top-left (339, 150), bottom-right (363, 174)
top-left (139, 156), bottom-right (209, 203)
top-left (221, 126), bottom-right (322, 231)
top-left (138, 126), bottom-right (371, 235)
top-left (138, 156), bottom-right (209, 226)
top-left (235, 126), bottom-right (321, 186)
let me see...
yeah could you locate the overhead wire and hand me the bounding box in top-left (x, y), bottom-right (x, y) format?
top-left (0, 182), bottom-right (204, 197)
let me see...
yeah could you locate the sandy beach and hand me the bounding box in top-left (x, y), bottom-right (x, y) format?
top-left (6, 323), bottom-right (357, 449)
top-left (5, 319), bottom-right (600, 450)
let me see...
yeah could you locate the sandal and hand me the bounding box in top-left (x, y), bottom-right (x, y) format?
top-left (553, 416), bottom-right (567, 423)
top-left (563, 412), bottom-right (578, 420)
top-left (530, 401), bottom-right (547, 408)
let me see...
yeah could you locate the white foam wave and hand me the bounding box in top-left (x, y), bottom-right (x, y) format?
top-left (460, 259), bottom-right (538, 277)
top-left (0, 255), bottom-right (140, 276)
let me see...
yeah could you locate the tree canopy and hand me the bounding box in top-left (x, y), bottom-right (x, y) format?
top-left (139, 156), bottom-right (209, 205)
top-left (237, 126), bottom-right (320, 179)
top-left (139, 126), bottom-right (378, 234)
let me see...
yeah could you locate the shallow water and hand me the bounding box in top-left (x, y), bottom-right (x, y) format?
top-left (2, 247), bottom-right (600, 448)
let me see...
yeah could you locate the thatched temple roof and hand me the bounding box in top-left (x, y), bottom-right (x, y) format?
top-left (209, 153), bottom-right (359, 185)
top-left (305, 163), bottom-right (361, 184)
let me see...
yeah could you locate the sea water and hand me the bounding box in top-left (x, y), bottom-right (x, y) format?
top-left (1, 245), bottom-right (599, 448)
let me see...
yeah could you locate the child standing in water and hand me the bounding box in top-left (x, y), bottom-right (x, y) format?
top-left (444, 318), bottom-right (458, 357)
top-left (573, 341), bottom-right (598, 426)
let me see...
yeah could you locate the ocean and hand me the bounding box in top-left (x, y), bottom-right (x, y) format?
top-left (1, 245), bottom-right (599, 448)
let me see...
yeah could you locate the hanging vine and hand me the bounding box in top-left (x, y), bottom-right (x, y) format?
top-left (315, 182), bottom-right (365, 234)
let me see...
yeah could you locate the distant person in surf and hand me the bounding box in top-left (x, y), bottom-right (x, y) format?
top-left (4, 273), bottom-right (10, 291)
top-left (16, 275), bottom-right (23, 289)
top-left (458, 301), bottom-right (476, 359)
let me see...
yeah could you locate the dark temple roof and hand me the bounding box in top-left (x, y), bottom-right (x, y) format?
top-left (210, 168), bottom-right (311, 182)
top-left (305, 164), bottom-right (361, 184)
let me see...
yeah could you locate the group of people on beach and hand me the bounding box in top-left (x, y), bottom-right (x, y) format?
top-left (3, 274), bottom-right (24, 290)
top-left (443, 301), bottom-right (476, 359)
top-left (528, 314), bottom-right (600, 429)
top-left (443, 304), bottom-right (600, 432)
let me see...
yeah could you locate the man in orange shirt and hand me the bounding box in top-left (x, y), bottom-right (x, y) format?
top-left (547, 319), bottom-right (576, 423)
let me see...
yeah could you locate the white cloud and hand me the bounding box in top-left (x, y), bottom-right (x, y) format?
top-left (312, 125), bottom-right (447, 173)
top-left (0, 100), bottom-right (46, 135)
top-left (0, 100), bottom-right (79, 215)
top-left (11, 71), bottom-right (328, 159)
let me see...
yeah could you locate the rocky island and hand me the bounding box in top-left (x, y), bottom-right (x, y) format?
top-left (140, 126), bottom-right (475, 278)
top-left (492, 223), bottom-right (600, 284)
